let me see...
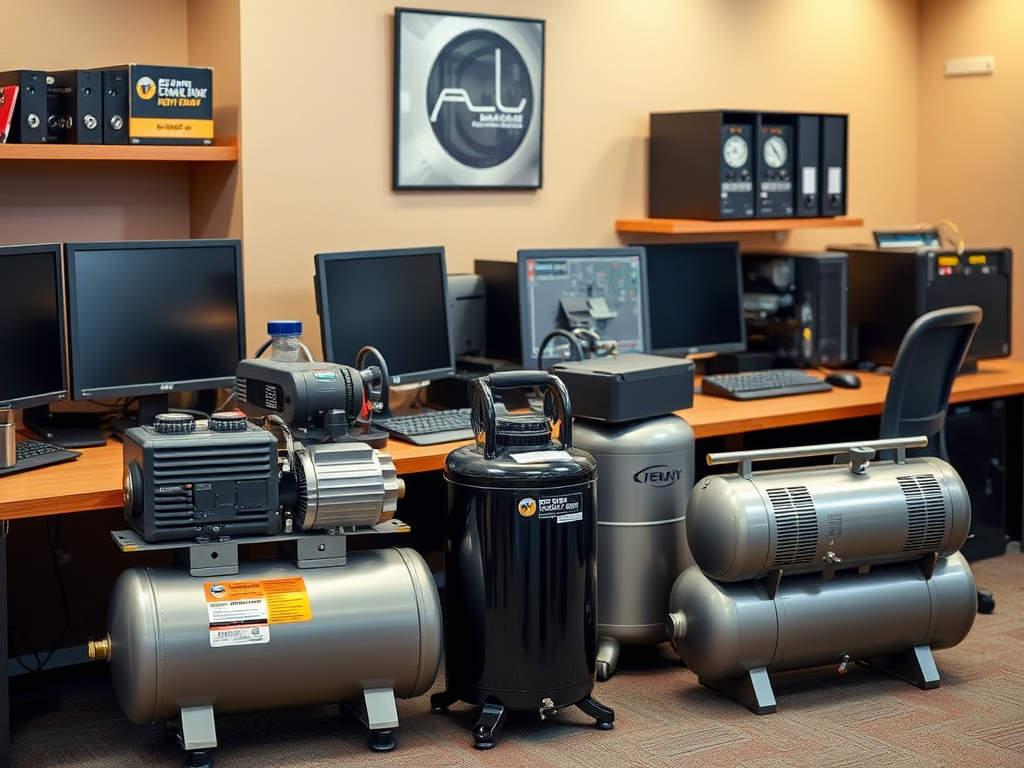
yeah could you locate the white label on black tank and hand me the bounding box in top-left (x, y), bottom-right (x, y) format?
top-left (537, 492), bottom-right (583, 523)
top-left (511, 450), bottom-right (574, 464)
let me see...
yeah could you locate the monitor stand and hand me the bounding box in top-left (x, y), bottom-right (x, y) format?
top-left (22, 405), bottom-right (108, 448)
top-left (108, 393), bottom-right (173, 440)
top-left (701, 352), bottom-right (777, 375)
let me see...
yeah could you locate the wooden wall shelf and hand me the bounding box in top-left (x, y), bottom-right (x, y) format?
top-left (615, 215), bottom-right (864, 235)
top-left (0, 136), bottom-right (238, 162)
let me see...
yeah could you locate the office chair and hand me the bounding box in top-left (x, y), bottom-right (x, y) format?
top-left (878, 304), bottom-right (994, 613)
top-left (879, 304), bottom-right (982, 459)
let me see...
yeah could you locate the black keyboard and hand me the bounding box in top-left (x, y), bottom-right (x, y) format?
top-left (0, 439), bottom-right (82, 477)
top-left (374, 408), bottom-right (476, 446)
top-left (701, 369), bottom-right (833, 401)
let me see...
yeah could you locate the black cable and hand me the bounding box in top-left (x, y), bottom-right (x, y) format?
top-left (537, 329), bottom-right (587, 371)
top-left (8, 517), bottom-right (111, 675)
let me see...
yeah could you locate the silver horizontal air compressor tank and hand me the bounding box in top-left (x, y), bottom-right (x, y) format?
top-left (667, 438), bottom-right (977, 715)
top-left (666, 551), bottom-right (977, 714)
top-left (686, 439), bottom-right (972, 582)
top-left (97, 547), bottom-right (442, 748)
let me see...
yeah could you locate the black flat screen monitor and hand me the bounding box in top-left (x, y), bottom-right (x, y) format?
top-left (643, 241), bottom-right (747, 357)
top-left (517, 248), bottom-right (649, 370)
top-left (64, 239), bottom-right (246, 428)
top-left (314, 246), bottom-right (455, 390)
top-left (0, 243), bottom-right (68, 411)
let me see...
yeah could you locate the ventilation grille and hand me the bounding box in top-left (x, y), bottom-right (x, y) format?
top-left (816, 263), bottom-right (846, 354)
top-left (293, 454), bottom-right (311, 529)
top-left (899, 474), bottom-right (946, 552)
top-left (767, 486), bottom-right (819, 566)
top-left (151, 442), bottom-right (274, 524)
top-left (234, 376), bottom-right (248, 403)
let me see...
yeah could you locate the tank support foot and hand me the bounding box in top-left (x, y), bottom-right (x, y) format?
top-left (862, 644), bottom-right (940, 690)
top-left (176, 705), bottom-right (218, 751)
top-left (366, 729), bottom-right (397, 753)
top-left (596, 637), bottom-right (620, 681)
top-left (429, 689), bottom-right (459, 713)
top-left (472, 697), bottom-right (508, 750)
top-left (575, 695), bottom-right (615, 729)
top-left (183, 750), bottom-right (215, 768)
top-left (344, 687), bottom-right (400, 752)
top-left (701, 668), bottom-right (777, 715)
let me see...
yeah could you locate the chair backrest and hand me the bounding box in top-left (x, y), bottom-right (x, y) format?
top-left (879, 304), bottom-right (982, 460)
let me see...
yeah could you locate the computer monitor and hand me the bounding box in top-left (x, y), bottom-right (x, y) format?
top-left (517, 248), bottom-right (649, 370)
top-left (0, 243), bottom-right (68, 411)
top-left (643, 241), bottom-right (747, 358)
top-left (64, 238), bottom-right (246, 429)
top-left (314, 246), bottom-right (456, 401)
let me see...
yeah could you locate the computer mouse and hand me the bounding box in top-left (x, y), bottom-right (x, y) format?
top-left (825, 371), bottom-right (862, 389)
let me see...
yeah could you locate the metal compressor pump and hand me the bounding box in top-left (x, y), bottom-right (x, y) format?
top-left (93, 356), bottom-right (443, 768)
top-left (665, 437), bottom-right (978, 715)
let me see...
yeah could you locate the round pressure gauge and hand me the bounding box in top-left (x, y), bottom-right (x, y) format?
top-left (722, 134), bottom-right (749, 169)
top-left (763, 135), bottom-right (788, 168)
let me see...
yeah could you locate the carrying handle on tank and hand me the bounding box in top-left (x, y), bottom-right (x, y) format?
top-left (473, 371), bottom-right (573, 459)
top-left (706, 436), bottom-right (929, 479)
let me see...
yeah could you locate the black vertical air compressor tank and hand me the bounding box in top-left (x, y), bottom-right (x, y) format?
top-left (430, 371), bottom-right (614, 749)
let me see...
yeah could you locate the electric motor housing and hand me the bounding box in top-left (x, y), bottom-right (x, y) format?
top-left (687, 453), bottom-right (971, 582)
top-left (289, 441), bottom-right (401, 530)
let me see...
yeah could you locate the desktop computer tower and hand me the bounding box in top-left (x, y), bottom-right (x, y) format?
top-left (829, 245), bottom-right (1012, 368)
top-left (741, 251), bottom-right (849, 368)
top-left (472, 259), bottom-right (522, 367)
top-left (944, 398), bottom-right (1009, 561)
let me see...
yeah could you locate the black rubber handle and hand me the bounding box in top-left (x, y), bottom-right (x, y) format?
top-left (484, 370), bottom-right (553, 390)
top-left (473, 372), bottom-right (573, 459)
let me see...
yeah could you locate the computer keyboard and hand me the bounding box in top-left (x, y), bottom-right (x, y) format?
top-left (700, 369), bottom-right (833, 401)
top-left (373, 408), bottom-right (476, 446)
top-left (0, 439), bottom-right (83, 477)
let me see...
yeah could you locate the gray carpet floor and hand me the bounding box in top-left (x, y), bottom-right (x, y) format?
top-left (11, 548), bottom-right (1024, 768)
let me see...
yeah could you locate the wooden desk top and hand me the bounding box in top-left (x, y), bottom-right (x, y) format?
top-left (4, 359), bottom-right (1024, 520)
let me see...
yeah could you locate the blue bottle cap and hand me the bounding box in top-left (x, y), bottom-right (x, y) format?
top-left (267, 320), bottom-right (302, 336)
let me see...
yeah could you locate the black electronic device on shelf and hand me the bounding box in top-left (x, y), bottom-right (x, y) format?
top-left (63, 238), bottom-right (246, 434)
top-left (647, 110), bottom-right (848, 221)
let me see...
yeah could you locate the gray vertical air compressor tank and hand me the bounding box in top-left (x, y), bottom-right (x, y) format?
top-left (573, 413), bottom-right (695, 679)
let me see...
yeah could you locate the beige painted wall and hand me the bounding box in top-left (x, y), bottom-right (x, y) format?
top-left (918, 0), bottom-right (1024, 361)
top-left (12, 1), bottom-right (1018, 363)
top-left (0, 2), bottom-right (194, 244)
top-left (236, 0), bottom-right (919, 359)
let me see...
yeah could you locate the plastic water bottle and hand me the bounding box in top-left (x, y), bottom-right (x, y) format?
top-left (266, 320), bottom-right (305, 362)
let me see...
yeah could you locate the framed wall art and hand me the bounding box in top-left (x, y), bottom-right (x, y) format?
top-left (393, 8), bottom-right (545, 190)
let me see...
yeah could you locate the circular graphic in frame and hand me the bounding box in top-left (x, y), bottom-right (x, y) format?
top-left (394, 9), bottom-right (544, 189)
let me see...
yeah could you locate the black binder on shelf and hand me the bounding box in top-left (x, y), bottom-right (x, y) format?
top-left (794, 114), bottom-right (821, 217)
top-left (821, 114), bottom-right (848, 216)
top-left (0, 70), bottom-right (48, 143)
top-left (99, 69), bottom-right (129, 144)
top-left (46, 69), bottom-right (103, 144)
